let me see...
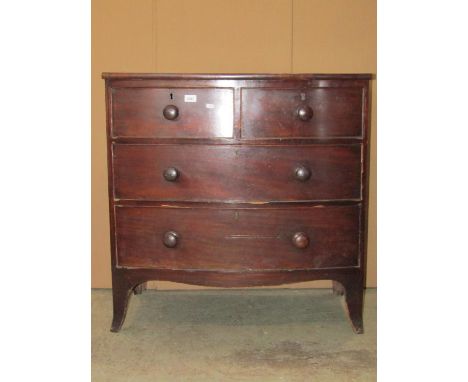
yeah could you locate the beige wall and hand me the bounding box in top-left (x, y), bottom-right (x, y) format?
top-left (92, 0), bottom-right (376, 289)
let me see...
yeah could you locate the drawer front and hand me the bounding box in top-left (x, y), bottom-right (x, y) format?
top-left (241, 87), bottom-right (363, 138)
top-left (113, 144), bottom-right (362, 202)
top-left (111, 87), bottom-right (234, 138)
top-left (115, 205), bottom-right (360, 270)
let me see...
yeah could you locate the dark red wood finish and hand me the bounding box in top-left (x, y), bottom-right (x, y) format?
top-left (241, 87), bottom-right (363, 138)
top-left (111, 87), bottom-right (234, 138)
top-left (103, 73), bottom-right (371, 334)
top-left (115, 205), bottom-right (360, 270)
top-left (113, 144), bottom-right (362, 202)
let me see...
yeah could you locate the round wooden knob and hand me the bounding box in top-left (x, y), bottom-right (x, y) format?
top-left (163, 231), bottom-right (179, 248)
top-left (294, 166), bottom-right (311, 181)
top-left (296, 105), bottom-right (313, 121)
top-left (292, 232), bottom-right (309, 249)
top-left (163, 105), bottom-right (179, 120)
top-left (163, 167), bottom-right (179, 181)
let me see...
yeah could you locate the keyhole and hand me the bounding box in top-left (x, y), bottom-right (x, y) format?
top-left (170, 93), bottom-right (173, 100)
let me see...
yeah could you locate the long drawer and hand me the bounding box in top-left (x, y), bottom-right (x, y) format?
top-left (115, 205), bottom-right (361, 270)
top-left (113, 144), bottom-right (362, 202)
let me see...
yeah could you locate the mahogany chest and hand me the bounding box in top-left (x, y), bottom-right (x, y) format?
top-left (103, 73), bottom-right (371, 333)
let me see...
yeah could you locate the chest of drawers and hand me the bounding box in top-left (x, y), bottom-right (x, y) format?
top-left (103, 73), bottom-right (371, 333)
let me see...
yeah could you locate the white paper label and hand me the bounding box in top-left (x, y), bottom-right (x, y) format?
top-left (184, 94), bottom-right (197, 102)
top-left (205, 103), bottom-right (215, 109)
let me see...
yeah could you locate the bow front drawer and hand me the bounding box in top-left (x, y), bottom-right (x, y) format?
top-left (115, 205), bottom-right (360, 270)
top-left (110, 87), bottom-right (234, 138)
top-left (241, 87), bottom-right (364, 138)
top-left (112, 144), bottom-right (362, 202)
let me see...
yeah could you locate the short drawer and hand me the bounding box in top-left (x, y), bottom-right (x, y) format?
top-left (241, 87), bottom-right (363, 138)
top-left (115, 205), bottom-right (360, 270)
top-left (113, 144), bottom-right (362, 202)
top-left (110, 87), bottom-right (234, 138)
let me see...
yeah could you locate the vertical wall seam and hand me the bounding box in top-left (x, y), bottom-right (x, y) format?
top-left (290, 0), bottom-right (294, 73)
top-left (152, 0), bottom-right (157, 71)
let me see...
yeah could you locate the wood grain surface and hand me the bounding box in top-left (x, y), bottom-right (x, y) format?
top-left (113, 144), bottom-right (362, 202)
top-left (115, 205), bottom-right (361, 270)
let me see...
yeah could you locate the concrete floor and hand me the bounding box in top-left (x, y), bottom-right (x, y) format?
top-left (92, 288), bottom-right (376, 381)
